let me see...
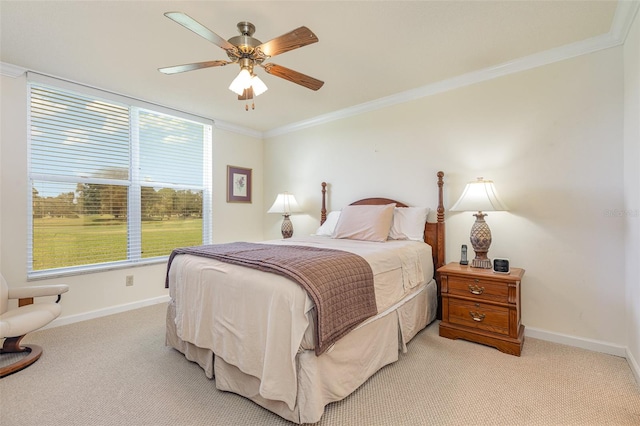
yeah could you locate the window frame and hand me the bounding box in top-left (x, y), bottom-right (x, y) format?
top-left (26, 73), bottom-right (213, 279)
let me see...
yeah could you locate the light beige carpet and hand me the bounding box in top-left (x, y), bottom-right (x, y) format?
top-left (1, 303), bottom-right (638, 425)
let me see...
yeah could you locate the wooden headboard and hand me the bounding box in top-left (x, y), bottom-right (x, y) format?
top-left (320, 171), bottom-right (446, 272)
top-left (320, 171), bottom-right (446, 318)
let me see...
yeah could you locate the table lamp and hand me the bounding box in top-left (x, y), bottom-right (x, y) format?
top-left (450, 177), bottom-right (507, 268)
top-left (268, 192), bottom-right (301, 238)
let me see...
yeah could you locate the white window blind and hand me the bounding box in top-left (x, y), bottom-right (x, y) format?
top-left (27, 74), bottom-right (212, 278)
top-left (137, 109), bottom-right (209, 259)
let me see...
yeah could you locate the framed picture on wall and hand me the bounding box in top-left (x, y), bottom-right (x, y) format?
top-left (227, 165), bottom-right (252, 203)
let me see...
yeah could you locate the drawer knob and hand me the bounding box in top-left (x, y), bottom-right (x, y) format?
top-left (469, 311), bottom-right (486, 322)
top-left (468, 284), bottom-right (485, 295)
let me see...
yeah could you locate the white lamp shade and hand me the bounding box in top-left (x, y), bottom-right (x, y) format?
top-left (251, 75), bottom-right (268, 96)
top-left (229, 70), bottom-right (268, 97)
top-left (229, 68), bottom-right (252, 95)
top-left (268, 192), bottom-right (301, 214)
top-left (450, 178), bottom-right (508, 212)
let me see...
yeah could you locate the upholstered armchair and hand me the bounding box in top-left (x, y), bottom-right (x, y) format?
top-left (0, 274), bottom-right (69, 377)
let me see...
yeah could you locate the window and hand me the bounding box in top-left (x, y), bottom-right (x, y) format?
top-left (27, 74), bottom-right (212, 278)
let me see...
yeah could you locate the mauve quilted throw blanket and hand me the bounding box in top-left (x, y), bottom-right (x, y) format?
top-left (166, 242), bottom-right (377, 355)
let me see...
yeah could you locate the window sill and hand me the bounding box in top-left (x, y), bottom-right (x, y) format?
top-left (27, 257), bottom-right (169, 281)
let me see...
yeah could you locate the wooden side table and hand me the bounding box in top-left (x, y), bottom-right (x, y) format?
top-left (438, 262), bottom-right (525, 356)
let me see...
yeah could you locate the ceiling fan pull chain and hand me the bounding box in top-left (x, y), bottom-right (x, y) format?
top-left (243, 98), bottom-right (255, 111)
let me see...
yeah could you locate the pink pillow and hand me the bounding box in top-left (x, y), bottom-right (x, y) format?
top-left (315, 211), bottom-right (341, 236)
top-left (389, 207), bottom-right (429, 241)
top-left (332, 203), bottom-right (396, 242)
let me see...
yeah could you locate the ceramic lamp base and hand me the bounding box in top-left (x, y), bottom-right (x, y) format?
top-left (470, 212), bottom-right (493, 269)
top-left (281, 214), bottom-right (293, 239)
top-left (471, 258), bottom-right (492, 268)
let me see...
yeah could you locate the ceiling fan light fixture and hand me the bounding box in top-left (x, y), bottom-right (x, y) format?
top-left (161, 13), bottom-right (323, 106)
top-left (229, 68), bottom-right (252, 95)
top-left (251, 75), bottom-right (268, 97)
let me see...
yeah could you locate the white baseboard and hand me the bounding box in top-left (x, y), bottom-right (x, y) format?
top-left (525, 327), bottom-right (628, 358)
top-left (626, 347), bottom-right (640, 385)
top-left (526, 327), bottom-right (640, 384)
top-left (43, 295), bottom-right (170, 330)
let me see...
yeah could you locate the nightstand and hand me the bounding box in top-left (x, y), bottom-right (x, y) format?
top-left (438, 262), bottom-right (525, 356)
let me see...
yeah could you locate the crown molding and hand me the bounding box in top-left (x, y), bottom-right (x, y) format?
top-left (264, 33), bottom-right (619, 138)
top-left (263, 1), bottom-right (639, 139)
top-left (214, 119), bottom-right (262, 139)
top-left (0, 62), bottom-right (27, 78)
top-left (611, 0), bottom-right (640, 41)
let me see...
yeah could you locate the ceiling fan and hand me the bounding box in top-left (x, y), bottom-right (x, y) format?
top-left (159, 12), bottom-right (324, 110)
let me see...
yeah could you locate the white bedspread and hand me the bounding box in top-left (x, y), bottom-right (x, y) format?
top-left (169, 237), bottom-right (433, 411)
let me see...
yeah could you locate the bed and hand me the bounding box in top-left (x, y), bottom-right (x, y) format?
top-left (165, 171), bottom-right (446, 424)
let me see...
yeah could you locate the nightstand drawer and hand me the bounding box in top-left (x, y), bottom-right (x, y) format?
top-left (438, 263), bottom-right (525, 356)
top-left (447, 276), bottom-right (509, 303)
top-left (447, 299), bottom-right (509, 335)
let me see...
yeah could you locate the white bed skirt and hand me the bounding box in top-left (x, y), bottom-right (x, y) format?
top-left (166, 279), bottom-right (437, 424)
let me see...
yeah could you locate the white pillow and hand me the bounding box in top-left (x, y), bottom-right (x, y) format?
top-left (315, 211), bottom-right (341, 236)
top-left (332, 203), bottom-right (396, 242)
top-left (389, 207), bottom-right (430, 242)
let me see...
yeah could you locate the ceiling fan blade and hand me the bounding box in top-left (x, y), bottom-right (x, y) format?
top-left (262, 63), bottom-right (324, 91)
top-left (159, 60), bottom-right (232, 75)
top-left (164, 12), bottom-right (238, 54)
top-left (256, 26), bottom-right (318, 58)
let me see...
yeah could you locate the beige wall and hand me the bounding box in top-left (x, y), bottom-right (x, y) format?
top-left (211, 126), bottom-right (265, 244)
top-left (265, 47), bottom-right (627, 349)
top-left (624, 9), bottom-right (640, 379)
top-left (1, 17), bottom-right (637, 374)
top-left (0, 73), bottom-right (264, 320)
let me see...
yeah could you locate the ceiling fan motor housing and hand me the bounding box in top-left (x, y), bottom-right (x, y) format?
top-left (237, 21), bottom-right (255, 36)
top-left (227, 21), bottom-right (262, 57)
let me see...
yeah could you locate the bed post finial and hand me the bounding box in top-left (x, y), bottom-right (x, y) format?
top-left (321, 182), bottom-right (327, 225)
top-left (437, 171), bottom-right (444, 224)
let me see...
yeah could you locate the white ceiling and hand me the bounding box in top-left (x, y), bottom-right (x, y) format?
top-left (0, 1), bottom-right (628, 134)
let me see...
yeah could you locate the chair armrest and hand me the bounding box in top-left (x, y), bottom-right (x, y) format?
top-left (7, 284), bottom-right (69, 300)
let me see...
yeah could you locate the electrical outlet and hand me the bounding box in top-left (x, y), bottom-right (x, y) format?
top-left (126, 275), bottom-right (134, 286)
